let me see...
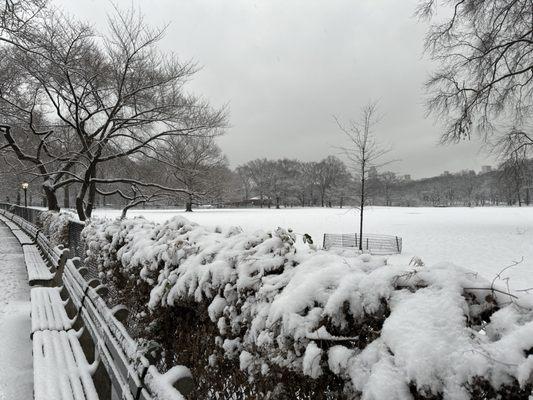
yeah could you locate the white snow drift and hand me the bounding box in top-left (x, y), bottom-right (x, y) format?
top-left (82, 215), bottom-right (533, 399)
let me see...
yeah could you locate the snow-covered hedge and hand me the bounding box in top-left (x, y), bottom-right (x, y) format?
top-left (82, 216), bottom-right (533, 399)
top-left (38, 210), bottom-right (76, 247)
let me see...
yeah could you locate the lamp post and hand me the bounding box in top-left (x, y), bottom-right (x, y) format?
top-left (21, 182), bottom-right (28, 219)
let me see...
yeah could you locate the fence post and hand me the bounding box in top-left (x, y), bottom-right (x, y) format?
top-left (366, 237), bottom-right (369, 250)
top-left (354, 233), bottom-right (357, 249)
top-left (322, 234), bottom-right (326, 249)
top-left (395, 236), bottom-right (400, 253)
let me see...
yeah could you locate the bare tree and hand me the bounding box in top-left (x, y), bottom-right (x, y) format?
top-left (297, 161), bottom-right (320, 206)
top-left (235, 165), bottom-right (252, 201)
top-left (0, 0), bottom-right (47, 38)
top-left (316, 156), bottom-right (347, 207)
top-left (336, 102), bottom-right (391, 250)
top-left (267, 159), bottom-right (302, 209)
top-left (0, 5), bottom-right (225, 220)
top-left (418, 0), bottom-right (533, 147)
top-left (161, 136), bottom-right (227, 211)
top-left (240, 159), bottom-right (274, 208)
top-left (495, 129), bottom-right (532, 206)
top-left (379, 171), bottom-right (398, 206)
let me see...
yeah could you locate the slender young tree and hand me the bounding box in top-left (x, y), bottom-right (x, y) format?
top-left (335, 102), bottom-right (391, 250)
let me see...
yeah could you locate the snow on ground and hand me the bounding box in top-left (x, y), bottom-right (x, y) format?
top-left (0, 222), bottom-right (33, 399)
top-left (93, 206), bottom-right (533, 290)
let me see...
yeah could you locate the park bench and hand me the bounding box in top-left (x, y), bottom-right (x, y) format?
top-left (0, 208), bottom-right (194, 399)
top-left (24, 245), bottom-right (56, 285)
top-left (1, 209), bottom-right (69, 286)
top-left (31, 286), bottom-right (74, 334)
top-left (12, 214), bottom-right (39, 236)
top-left (11, 228), bottom-right (34, 245)
top-left (0, 212), bottom-right (34, 244)
top-left (24, 239), bottom-right (68, 287)
top-left (33, 329), bottom-right (99, 400)
top-left (31, 257), bottom-right (194, 399)
top-left (0, 212), bottom-right (22, 231)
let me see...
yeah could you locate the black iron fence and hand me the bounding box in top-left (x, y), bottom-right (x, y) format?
top-left (0, 203), bottom-right (42, 224)
top-left (323, 233), bottom-right (402, 255)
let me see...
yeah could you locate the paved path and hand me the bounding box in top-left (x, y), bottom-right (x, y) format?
top-left (0, 221), bottom-right (33, 399)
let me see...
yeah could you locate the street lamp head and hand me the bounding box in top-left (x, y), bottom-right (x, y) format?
top-left (21, 182), bottom-right (29, 190)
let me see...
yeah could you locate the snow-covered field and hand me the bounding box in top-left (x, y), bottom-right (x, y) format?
top-left (93, 206), bottom-right (533, 290)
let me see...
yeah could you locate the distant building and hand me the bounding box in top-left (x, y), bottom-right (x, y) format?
top-left (481, 165), bottom-right (492, 174)
top-left (368, 166), bottom-right (378, 178)
top-left (403, 174), bottom-right (411, 181)
top-left (441, 171), bottom-right (451, 176)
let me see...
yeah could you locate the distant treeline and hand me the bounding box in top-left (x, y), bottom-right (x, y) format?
top-left (2, 154), bottom-right (531, 210)
top-left (231, 157), bottom-right (533, 208)
top-left (376, 162), bottom-right (532, 207)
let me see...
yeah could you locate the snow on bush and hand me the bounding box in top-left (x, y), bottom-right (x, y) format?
top-left (83, 216), bottom-right (533, 399)
top-left (38, 210), bottom-right (76, 246)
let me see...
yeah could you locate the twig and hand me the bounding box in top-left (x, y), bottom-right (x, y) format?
top-left (463, 287), bottom-right (518, 299)
top-left (490, 257), bottom-right (524, 292)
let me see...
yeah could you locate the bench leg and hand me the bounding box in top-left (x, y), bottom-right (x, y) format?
top-left (78, 328), bottom-right (113, 400)
top-left (93, 360), bottom-right (113, 400)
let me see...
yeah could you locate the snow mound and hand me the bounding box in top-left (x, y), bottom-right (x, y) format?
top-left (83, 216), bottom-right (533, 399)
top-left (38, 210), bottom-right (76, 246)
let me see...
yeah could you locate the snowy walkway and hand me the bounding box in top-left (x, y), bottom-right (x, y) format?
top-left (0, 221), bottom-right (33, 399)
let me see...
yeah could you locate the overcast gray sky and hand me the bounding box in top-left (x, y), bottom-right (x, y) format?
top-left (56, 0), bottom-right (495, 179)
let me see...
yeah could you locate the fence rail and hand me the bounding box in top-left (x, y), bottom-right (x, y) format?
top-left (323, 233), bottom-right (402, 255)
top-left (0, 203), bottom-right (42, 224)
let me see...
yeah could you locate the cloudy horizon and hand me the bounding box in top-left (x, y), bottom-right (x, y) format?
top-left (56, 0), bottom-right (497, 179)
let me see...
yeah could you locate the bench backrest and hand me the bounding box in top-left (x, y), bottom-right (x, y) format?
top-left (12, 215), bottom-right (38, 236)
top-left (63, 260), bottom-right (193, 400)
top-left (36, 232), bottom-right (64, 267)
top-left (11, 212), bottom-right (66, 270)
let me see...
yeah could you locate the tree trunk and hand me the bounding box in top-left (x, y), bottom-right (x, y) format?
top-left (516, 182), bottom-right (522, 206)
top-left (76, 196), bottom-right (86, 221)
top-left (76, 164), bottom-right (97, 221)
top-left (44, 185), bottom-right (59, 211)
top-left (76, 183), bottom-right (89, 221)
top-left (63, 185), bottom-right (70, 209)
top-left (359, 175), bottom-right (365, 251)
top-left (85, 181), bottom-right (96, 218)
top-left (185, 194), bottom-right (193, 212)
